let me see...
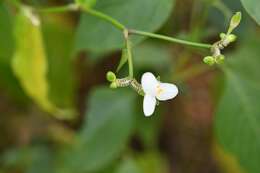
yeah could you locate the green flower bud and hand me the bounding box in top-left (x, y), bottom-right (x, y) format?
top-left (106, 71), bottom-right (116, 82)
top-left (215, 55), bottom-right (225, 64)
top-left (220, 33), bottom-right (226, 39)
top-left (203, 56), bottom-right (215, 66)
top-left (228, 12), bottom-right (242, 34)
top-left (110, 82), bottom-right (117, 89)
top-left (227, 34), bottom-right (237, 43)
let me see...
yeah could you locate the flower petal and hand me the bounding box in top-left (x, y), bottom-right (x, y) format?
top-left (141, 72), bottom-right (158, 96)
top-left (143, 94), bottom-right (156, 117)
top-left (156, 83), bottom-right (178, 101)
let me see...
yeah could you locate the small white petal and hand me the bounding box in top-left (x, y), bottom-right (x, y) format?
top-left (156, 83), bottom-right (178, 101)
top-left (141, 72), bottom-right (158, 96)
top-left (143, 94), bottom-right (156, 117)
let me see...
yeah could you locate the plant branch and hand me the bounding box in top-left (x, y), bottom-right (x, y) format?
top-left (36, 4), bottom-right (78, 13)
top-left (124, 30), bottom-right (134, 78)
top-left (80, 7), bottom-right (126, 31)
top-left (129, 29), bottom-right (212, 49)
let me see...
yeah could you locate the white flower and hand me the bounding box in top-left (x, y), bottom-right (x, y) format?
top-left (141, 72), bottom-right (178, 117)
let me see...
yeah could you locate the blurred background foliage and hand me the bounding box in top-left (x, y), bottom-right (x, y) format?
top-left (0, 0), bottom-right (259, 173)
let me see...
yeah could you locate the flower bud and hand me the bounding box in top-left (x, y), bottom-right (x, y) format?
top-left (203, 56), bottom-right (215, 66)
top-left (227, 34), bottom-right (237, 43)
top-left (220, 33), bottom-right (226, 39)
top-left (106, 71), bottom-right (116, 82)
top-left (110, 82), bottom-right (117, 89)
top-left (215, 55), bottom-right (225, 64)
top-left (228, 12), bottom-right (242, 34)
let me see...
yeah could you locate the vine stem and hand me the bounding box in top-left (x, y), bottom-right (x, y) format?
top-left (81, 7), bottom-right (126, 31)
top-left (36, 4), bottom-right (79, 13)
top-left (7, 1), bottom-right (212, 49)
top-left (129, 29), bottom-right (212, 49)
top-left (124, 30), bottom-right (134, 78)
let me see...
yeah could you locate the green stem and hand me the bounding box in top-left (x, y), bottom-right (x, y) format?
top-left (129, 29), bottom-right (212, 49)
top-left (35, 4), bottom-right (78, 13)
top-left (81, 7), bottom-right (126, 31)
top-left (125, 37), bottom-right (134, 78)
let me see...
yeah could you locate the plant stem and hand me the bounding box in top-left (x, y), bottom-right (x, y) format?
top-left (129, 29), bottom-right (212, 49)
top-left (125, 32), bottom-right (134, 78)
top-left (36, 4), bottom-right (78, 13)
top-left (81, 7), bottom-right (126, 31)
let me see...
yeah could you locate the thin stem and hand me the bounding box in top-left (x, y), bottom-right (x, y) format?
top-left (129, 29), bottom-right (212, 49)
top-left (125, 31), bottom-right (134, 78)
top-left (35, 4), bottom-right (78, 13)
top-left (81, 7), bottom-right (126, 31)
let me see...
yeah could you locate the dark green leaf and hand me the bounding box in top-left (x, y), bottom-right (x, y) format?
top-left (58, 87), bottom-right (136, 173)
top-left (75, 0), bottom-right (174, 53)
top-left (240, 0), bottom-right (260, 25)
top-left (215, 37), bottom-right (260, 173)
top-left (42, 16), bottom-right (75, 109)
top-left (12, 7), bottom-right (70, 119)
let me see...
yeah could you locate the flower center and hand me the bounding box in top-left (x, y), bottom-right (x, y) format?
top-left (156, 85), bottom-right (164, 96)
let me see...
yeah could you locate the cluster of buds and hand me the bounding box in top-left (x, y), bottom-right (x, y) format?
top-left (203, 12), bottom-right (242, 66)
top-left (106, 71), bottom-right (144, 96)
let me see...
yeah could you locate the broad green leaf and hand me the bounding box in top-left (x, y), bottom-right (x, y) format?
top-left (215, 37), bottom-right (260, 173)
top-left (75, 0), bottom-right (174, 53)
top-left (42, 16), bottom-right (75, 109)
top-left (57, 87), bottom-right (136, 173)
top-left (132, 42), bottom-right (172, 70)
top-left (12, 7), bottom-right (69, 119)
top-left (240, 0), bottom-right (260, 25)
top-left (0, 2), bottom-right (27, 102)
top-left (1, 146), bottom-right (54, 173)
top-left (76, 0), bottom-right (97, 8)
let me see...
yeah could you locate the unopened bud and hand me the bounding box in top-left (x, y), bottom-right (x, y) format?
top-left (106, 71), bottom-right (116, 82)
top-left (227, 34), bottom-right (237, 43)
top-left (215, 55), bottom-right (225, 64)
top-left (203, 56), bottom-right (215, 66)
top-left (228, 12), bottom-right (242, 34)
top-left (110, 82), bottom-right (117, 89)
top-left (220, 33), bottom-right (226, 39)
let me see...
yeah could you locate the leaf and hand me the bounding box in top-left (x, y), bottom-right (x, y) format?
top-left (41, 15), bottom-right (75, 109)
top-left (215, 37), bottom-right (260, 173)
top-left (12, 7), bottom-right (69, 119)
top-left (76, 0), bottom-right (97, 8)
top-left (132, 42), bottom-right (171, 70)
top-left (0, 2), bottom-right (27, 102)
top-left (240, 0), bottom-right (260, 25)
top-left (57, 87), bottom-right (136, 173)
top-left (75, 0), bottom-right (174, 53)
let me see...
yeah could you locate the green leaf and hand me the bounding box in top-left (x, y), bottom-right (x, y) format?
top-left (42, 16), bottom-right (75, 109)
top-left (132, 42), bottom-right (171, 70)
top-left (215, 37), bottom-right (260, 173)
top-left (240, 0), bottom-right (260, 25)
top-left (75, 0), bottom-right (174, 53)
top-left (0, 2), bottom-right (27, 102)
top-left (76, 0), bottom-right (97, 8)
top-left (12, 7), bottom-right (69, 119)
top-left (58, 87), bottom-right (136, 173)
